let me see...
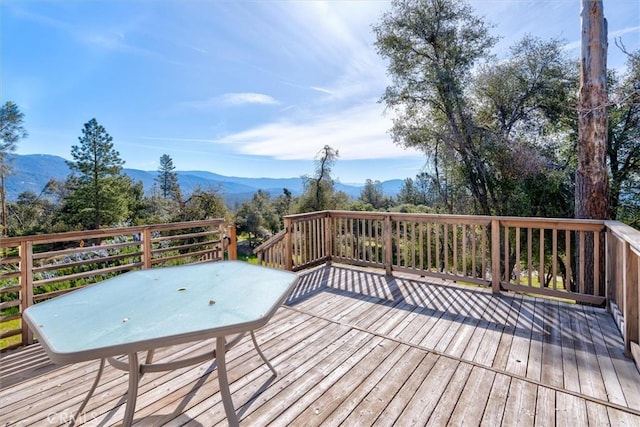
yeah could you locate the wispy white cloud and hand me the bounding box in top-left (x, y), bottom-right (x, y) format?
top-left (310, 86), bottom-right (336, 96)
top-left (609, 25), bottom-right (640, 38)
top-left (220, 93), bottom-right (280, 106)
top-left (178, 92), bottom-right (280, 110)
top-left (218, 101), bottom-right (422, 161)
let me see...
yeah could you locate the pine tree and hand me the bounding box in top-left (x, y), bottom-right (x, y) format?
top-left (63, 118), bottom-right (132, 229)
top-left (155, 154), bottom-right (180, 200)
top-left (0, 101), bottom-right (28, 236)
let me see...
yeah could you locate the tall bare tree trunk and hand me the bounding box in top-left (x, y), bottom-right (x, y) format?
top-left (577, 0), bottom-right (609, 295)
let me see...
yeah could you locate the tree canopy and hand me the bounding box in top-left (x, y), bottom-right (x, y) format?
top-left (374, 0), bottom-right (578, 217)
top-left (61, 119), bottom-right (133, 229)
top-left (0, 101), bottom-right (28, 236)
top-left (156, 154), bottom-right (181, 200)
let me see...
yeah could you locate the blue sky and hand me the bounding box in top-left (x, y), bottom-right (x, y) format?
top-left (3, 0), bottom-right (639, 184)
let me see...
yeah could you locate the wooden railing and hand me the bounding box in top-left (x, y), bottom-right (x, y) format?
top-left (605, 221), bottom-right (640, 363)
top-left (255, 210), bottom-right (640, 366)
top-left (0, 220), bottom-right (236, 351)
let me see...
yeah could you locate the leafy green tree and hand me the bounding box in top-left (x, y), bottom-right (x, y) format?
top-left (273, 188), bottom-right (293, 228)
top-left (608, 50), bottom-right (640, 224)
top-left (471, 36), bottom-right (577, 217)
top-left (6, 189), bottom-right (56, 236)
top-left (374, 0), bottom-right (497, 215)
top-left (177, 187), bottom-right (229, 222)
top-left (375, 1), bottom-right (577, 217)
top-left (235, 190), bottom-right (282, 247)
top-left (62, 118), bottom-right (132, 229)
top-left (141, 194), bottom-right (179, 224)
top-left (235, 201), bottom-right (265, 247)
top-left (127, 180), bottom-right (148, 225)
top-left (0, 101), bottom-right (28, 236)
top-left (155, 154), bottom-right (181, 200)
top-left (397, 178), bottom-right (419, 206)
top-left (359, 179), bottom-right (393, 210)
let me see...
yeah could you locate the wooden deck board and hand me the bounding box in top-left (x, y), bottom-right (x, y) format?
top-left (1, 263), bottom-right (639, 426)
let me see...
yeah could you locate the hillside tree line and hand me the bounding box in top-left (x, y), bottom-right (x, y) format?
top-left (2, 0), bottom-right (638, 239)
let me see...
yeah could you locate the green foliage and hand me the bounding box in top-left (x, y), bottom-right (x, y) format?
top-left (608, 50), bottom-right (640, 225)
top-left (359, 179), bottom-right (393, 210)
top-left (0, 101), bottom-right (28, 237)
top-left (374, 0), bottom-right (578, 218)
top-left (0, 101), bottom-right (27, 175)
top-left (235, 190), bottom-right (285, 247)
top-left (177, 186), bottom-right (230, 222)
top-left (61, 119), bottom-right (134, 229)
top-left (6, 190), bottom-right (56, 236)
top-left (295, 145), bottom-right (351, 213)
top-left (156, 154), bottom-right (181, 200)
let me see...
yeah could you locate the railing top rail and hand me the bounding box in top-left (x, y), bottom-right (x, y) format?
top-left (283, 210), bottom-right (607, 227)
top-left (254, 230), bottom-right (286, 253)
top-left (283, 211), bottom-right (330, 221)
top-left (606, 220), bottom-right (640, 252)
top-left (0, 219), bottom-right (226, 247)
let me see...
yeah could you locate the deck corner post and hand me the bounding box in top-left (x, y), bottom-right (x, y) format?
top-left (491, 219), bottom-right (501, 294)
top-left (284, 217), bottom-right (293, 271)
top-left (226, 225), bottom-right (237, 261)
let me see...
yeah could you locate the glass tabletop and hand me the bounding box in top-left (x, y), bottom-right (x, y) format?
top-left (23, 261), bottom-right (297, 363)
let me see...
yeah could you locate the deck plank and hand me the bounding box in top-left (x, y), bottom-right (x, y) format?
top-left (447, 366), bottom-right (496, 426)
top-left (505, 297), bottom-right (535, 377)
top-left (2, 264), bottom-right (639, 426)
top-left (540, 298), bottom-right (564, 388)
top-left (342, 346), bottom-right (427, 426)
top-left (525, 297), bottom-right (545, 381)
top-left (371, 352), bottom-right (440, 427)
top-left (424, 362), bottom-right (474, 425)
top-left (300, 341), bottom-right (403, 425)
top-left (533, 386), bottom-right (555, 427)
top-left (394, 356), bottom-right (459, 425)
top-left (559, 300), bottom-right (581, 393)
top-left (479, 372), bottom-right (511, 426)
top-left (501, 377), bottom-right (536, 427)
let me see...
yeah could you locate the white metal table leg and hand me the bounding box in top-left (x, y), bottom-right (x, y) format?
top-left (250, 331), bottom-right (277, 376)
top-left (122, 352), bottom-right (141, 427)
top-left (216, 337), bottom-right (239, 427)
top-left (70, 358), bottom-right (105, 427)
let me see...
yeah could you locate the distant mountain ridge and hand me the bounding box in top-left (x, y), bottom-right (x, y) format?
top-left (5, 154), bottom-right (404, 205)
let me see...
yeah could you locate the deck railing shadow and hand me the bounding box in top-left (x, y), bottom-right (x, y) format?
top-left (286, 264), bottom-right (629, 363)
top-left (259, 211), bottom-right (639, 369)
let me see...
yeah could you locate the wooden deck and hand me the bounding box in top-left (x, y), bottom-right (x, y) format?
top-left (2, 264), bottom-right (639, 426)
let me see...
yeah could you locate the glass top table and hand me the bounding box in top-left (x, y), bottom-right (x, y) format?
top-left (23, 261), bottom-right (298, 426)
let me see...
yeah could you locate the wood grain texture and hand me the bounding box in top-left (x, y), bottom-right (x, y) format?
top-left (2, 264), bottom-right (639, 426)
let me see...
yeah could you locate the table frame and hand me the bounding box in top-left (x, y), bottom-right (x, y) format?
top-left (23, 261), bottom-right (297, 427)
top-left (70, 330), bottom-right (274, 427)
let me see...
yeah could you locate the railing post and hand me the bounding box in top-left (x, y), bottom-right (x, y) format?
top-left (632, 247), bottom-right (640, 367)
top-left (605, 229), bottom-right (612, 312)
top-left (284, 217), bottom-right (293, 271)
top-left (226, 225), bottom-right (237, 261)
top-left (141, 228), bottom-right (152, 269)
top-left (20, 241), bottom-right (34, 345)
top-left (491, 219), bottom-right (501, 294)
top-left (384, 214), bottom-right (392, 275)
top-left (623, 242), bottom-right (638, 359)
top-left (324, 212), bottom-right (332, 264)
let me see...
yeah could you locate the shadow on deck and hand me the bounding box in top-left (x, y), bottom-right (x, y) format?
top-left (2, 263), bottom-right (639, 426)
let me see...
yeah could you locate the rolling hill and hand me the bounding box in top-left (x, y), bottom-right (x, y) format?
top-left (5, 154), bottom-right (404, 205)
